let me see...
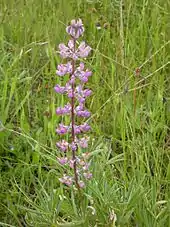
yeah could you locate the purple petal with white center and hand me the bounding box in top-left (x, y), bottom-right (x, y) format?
top-left (56, 62), bottom-right (72, 76)
top-left (78, 137), bottom-right (89, 148)
top-left (74, 125), bottom-right (81, 134)
top-left (54, 84), bottom-right (66, 94)
top-left (56, 140), bottom-right (69, 152)
top-left (75, 103), bottom-right (84, 112)
top-left (69, 159), bottom-right (75, 169)
top-left (57, 157), bottom-right (68, 165)
top-left (80, 123), bottom-right (91, 132)
top-left (58, 43), bottom-right (70, 59)
top-left (56, 124), bottom-right (69, 135)
top-left (56, 103), bottom-right (71, 115)
top-left (59, 175), bottom-right (73, 186)
top-left (83, 89), bottom-right (92, 97)
top-left (77, 42), bottom-right (91, 58)
top-left (76, 110), bottom-right (91, 118)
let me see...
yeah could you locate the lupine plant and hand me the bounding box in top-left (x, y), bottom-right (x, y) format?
top-left (54, 19), bottom-right (92, 189)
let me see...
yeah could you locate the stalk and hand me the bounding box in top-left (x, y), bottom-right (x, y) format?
top-left (71, 38), bottom-right (79, 189)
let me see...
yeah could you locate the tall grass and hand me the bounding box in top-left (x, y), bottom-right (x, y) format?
top-left (0, 0), bottom-right (169, 226)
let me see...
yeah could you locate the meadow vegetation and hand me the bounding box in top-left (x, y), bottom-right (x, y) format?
top-left (0, 0), bottom-right (169, 226)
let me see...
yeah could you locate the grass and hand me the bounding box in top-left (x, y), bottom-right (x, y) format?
top-left (0, 0), bottom-right (170, 226)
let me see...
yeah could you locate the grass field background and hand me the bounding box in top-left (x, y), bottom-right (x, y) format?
top-left (0, 0), bottom-right (170, 226)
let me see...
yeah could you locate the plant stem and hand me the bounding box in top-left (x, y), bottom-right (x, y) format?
top-left (71, 38), bottom-right (79, 189)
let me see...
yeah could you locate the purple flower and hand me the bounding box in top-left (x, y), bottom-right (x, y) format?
top-left (59, 40), bottom-right (77, 59)
top-left (83, 172), bottom-right (92, 180)
top-left (76, 110), bottom-right (91, 118)
top-left (73, 123), bottom-right (91, 134)
top-left (67, 90), bottom-right (74, 98)
top-left (57, 157), bottom-right (68, 165)
top-left (59, 175), bottom-right (73, 186)
top-left (75, 103), bottom-right (84, 112)
top-left (77, 42), bottom-right (91, 58)
top-left (58, 43), bottom-right (70, 59)
top-left (69, 75), bottom-right (76, 84)
top-left (83, 89), bottom-right (92, 97)
top-left (56, 107), bottom-right (63, 115)
top-left (56, 140), bottom-right (69, 152)
top-left (65, 83), bottom-right (74, 98)
top-left (54, 84), bottom-right (66, 94)
top-left (58, 40), bottom-right (91, 60)
top-left (56, 103), bottom-right (71, 115)
top-left (70, 142), bottom-right (77, 151)
top-left (56, 62), bottom-right (72, 76)
top-left (75, 85), bottom-right (92, 102)
top-left (79, 62), bottom-right (85, 70)
top-left (69, 159), bottom-right (75, 169)
top-left (59, 40), bottom-right (80, 60)
top-left (78, 180), bottom-right (85, 188)
top-left (79, 123), bottom-right (91, 132)
top-left (74, 125), bottom-right (81, 134)
top-left (82, 163), bottom-right (90, 171)
top-left (79, 71), bottom-right (92, 83)
top-left (75, 63), bottom-right (92, 83)
top-left (66, 19), bottom-right (84, 39)
top-left (56, 123), bottom-right (69, 135)
top-left (76, 96), bottom-right (86, 104)
top-left (78, 137), bottom-right (89, 148)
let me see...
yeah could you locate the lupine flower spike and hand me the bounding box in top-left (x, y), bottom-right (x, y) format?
top-left (55, 19), bottom-right (92, 189)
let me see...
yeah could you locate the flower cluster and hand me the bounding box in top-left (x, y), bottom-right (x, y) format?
top-left (55, 19), bottom-right (92, 188)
